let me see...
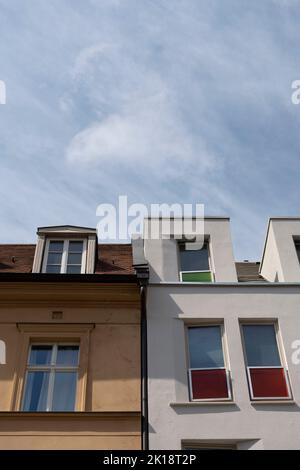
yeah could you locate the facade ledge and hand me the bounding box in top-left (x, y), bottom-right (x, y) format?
top-left (250, 400), bottom-right (296, 405)
top-left (0, 411), bottom-right (141, 419)
top-left (170, 401), bottom-right (236, 407)
top-left (150, 282), bottom-right (300, 287)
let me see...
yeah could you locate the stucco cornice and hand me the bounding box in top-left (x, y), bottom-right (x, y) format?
top-left (0, 282), bottom-right (140, 307)
top-left (0, 412), bottom-right (140, 420)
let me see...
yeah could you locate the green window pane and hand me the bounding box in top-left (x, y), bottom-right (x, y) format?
top-left (181, 271), bottom-right (212, 282)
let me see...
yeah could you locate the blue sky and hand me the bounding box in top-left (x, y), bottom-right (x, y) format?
top-left (1, 0), bottom-right (300, 260)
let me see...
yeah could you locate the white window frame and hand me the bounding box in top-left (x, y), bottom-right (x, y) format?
top-left (241, 322), bottom-right (293, 401)
top-left (187, 324), bottom-right (232, 402)
top-left (21, 343), bottom-right (79, 412)
top-left (179, 241), bottom-right (214, 282)
top-left (42, 238), bottom-right (87, 274)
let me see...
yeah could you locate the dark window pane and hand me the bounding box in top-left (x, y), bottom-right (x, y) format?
top-left (180, 244), bottom-right (209, 271)
top-left (191, 369), bottom-right (229, 399)
top-left (295, 243), bottom-right (300, 263)
top-left (52, 372), bottom-right (77, 411)
top-left (56, 346), bottom-right (79, 366)
top-left (66, 265), bottom-right (81, 274)
top-left (46, 265), bottom-right (61, 273)
top-left (188, 326), bottom-right (224, 368)
top-left (68, 241), bottom-right (83, 253)
top-left (22, 371), bottom-right (50, 411)
top-left (249, 367), bottom-right (289, 398)
top-left (67, 253), bottom-right (82, 265)
top-left (47, 252), bottom-right (62, 265)
top-left (243, 325), bottom-right (281, 367)
top-left (49, 241), bottom-right (64, 252)
top-left (29, 345), bottom-right (53, 365)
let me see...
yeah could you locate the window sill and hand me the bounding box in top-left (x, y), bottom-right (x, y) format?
top-left (170, 401), bottom-right (236, 407)
top-left (250, 400), bottom-right (295, 405)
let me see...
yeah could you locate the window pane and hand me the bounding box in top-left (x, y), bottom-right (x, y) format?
top-left (49, 241), bottom-right (64, 252)
top-left (182, 272), bottom-right (212, 282)
top-left (52, 372), bottom-right (77, 411)
top-left (68, 241), bottom-right (83, 253)
top-left (188, 326), bottom-right (224, 368)
top-left (66, 265), bottom-right (81, 274)
top-left (191, 369), bottom-right (229, 399)
top-left (46, 265), bottom-right (61, 273)
top-left (47, 252), bottom-right (63, 265)
top-left (295, 243), bottom-right (300, 263)
top-left (249, 367), bottom-right (289, 398)
top-left (243, 325), bottom-right (281, 366)
top-left (22, 371), bottom-right (50, 411)
top-left (67, 253), bottom-right (82, 265)
top-left (29, 345), bottom-right (53, 365)
top-left (180, 244), bottom-right (209, 271)
top-left (56, 346), bottom-right (79, 366)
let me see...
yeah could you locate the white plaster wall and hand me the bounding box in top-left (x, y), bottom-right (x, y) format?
top-left (261, 219), bottom-right (300, 282)
top-left (144, 218), bottom-right (237, 283)
top-left (147, 285), bottom-right (300, 450)
top-left (260, 222), bottom-right (283, 282)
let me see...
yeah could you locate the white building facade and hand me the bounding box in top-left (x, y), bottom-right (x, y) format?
top-left (137, 217), bottom-right (300, 450)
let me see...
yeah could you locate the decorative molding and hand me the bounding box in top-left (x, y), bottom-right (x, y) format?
top-left (17, 323), bottom-right (95, 333)
top-left (37, 225), bottom-right (97, 235)
top-left (0, 411), bottom-right (141, 419)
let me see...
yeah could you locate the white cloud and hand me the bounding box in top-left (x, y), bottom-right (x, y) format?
top-left (66, 42), bottom-right (217, 177)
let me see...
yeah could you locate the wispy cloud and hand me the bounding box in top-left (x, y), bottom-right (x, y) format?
top-left (66, 43), bottom-right (216, 177)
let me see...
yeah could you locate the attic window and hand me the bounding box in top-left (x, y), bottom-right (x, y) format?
top-left (179, 241), bottom-right (212, 282)
top-left (42, 239), bottom-right (87, 274)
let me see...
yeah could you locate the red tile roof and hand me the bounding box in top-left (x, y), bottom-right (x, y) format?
top-left (0, 244), bottom-right (35, 273)
top-left (0, 244), bottom-right (134, 275)
top-left (95, 244), bottom-right (134, 274)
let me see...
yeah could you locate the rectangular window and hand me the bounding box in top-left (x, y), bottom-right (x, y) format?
top-left (43, 239), bottom-right (86, 274)
top-left (22, 344), bottom-right (79, 411)
top-left (242, 324), bottom-right (292, 400)
top-left (187, 325), bottom-right (231, 401)
top-left (179, 241), bottom-right (212, 282)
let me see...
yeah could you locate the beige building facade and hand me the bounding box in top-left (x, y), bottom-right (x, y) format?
top-left (0, 226), bottom-right (142, 449)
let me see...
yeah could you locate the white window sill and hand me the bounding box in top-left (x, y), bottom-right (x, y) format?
top-left (170, 401), bottom-right (236, 407)
top-left (251, 400), bottom-right (295, 405)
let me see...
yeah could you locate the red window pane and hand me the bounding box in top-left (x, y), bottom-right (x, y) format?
top-left (249, 367), bottom-right (290, 398)
top-left (191, 369), bottom-right (229, 400)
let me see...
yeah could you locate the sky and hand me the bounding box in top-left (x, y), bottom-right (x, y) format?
top-left (1, 0), bottom-right (300, 260)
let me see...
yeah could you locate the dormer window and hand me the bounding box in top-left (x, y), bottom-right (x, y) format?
top-left (179, 241), bottom-right (213, 282)
top-left (43, 239), bottom-right (87, 274)
top-left (32, 226), bottom-right (97, 275)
